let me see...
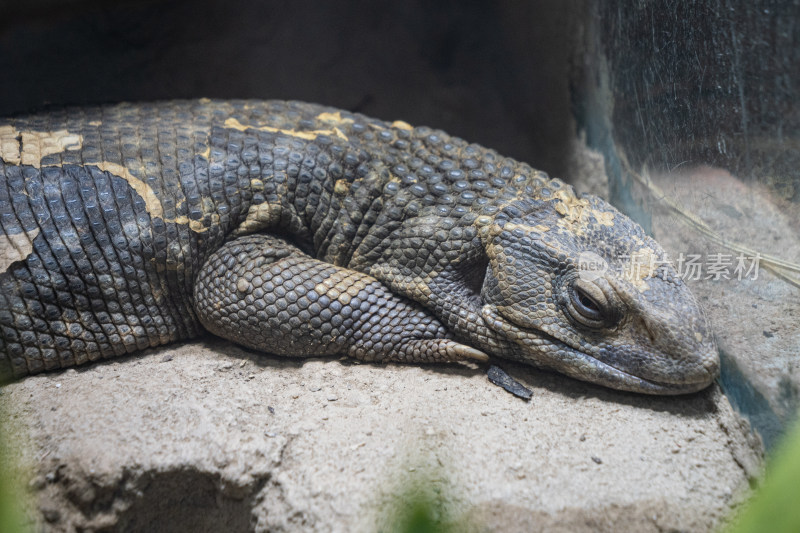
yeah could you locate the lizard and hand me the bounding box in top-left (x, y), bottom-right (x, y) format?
top-left (0, 99), bottom-right (719, 394)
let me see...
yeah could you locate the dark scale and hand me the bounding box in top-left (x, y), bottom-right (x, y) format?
top-left (0, 100), bottom-right (718, 395)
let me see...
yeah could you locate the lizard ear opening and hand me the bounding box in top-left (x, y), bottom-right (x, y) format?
top-left (441, 251), bottom-right (489, 307)
top-left (463, 255), bottom-right (489, 298)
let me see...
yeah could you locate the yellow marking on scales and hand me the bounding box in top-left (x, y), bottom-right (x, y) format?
top-left (391, 120), bottom-right (414, 131)
top-left (551, 188), bottom-right (616, 237)
top-left (0, 125), bottom-right (20, 164)
top-left (316, 111), bottom-right (354, 125)
top-left (231, 202), bottom-right (283, 237)
top-left (334, 179), bottom-right (350, 195)
top-left (22, 130), bottom-right (83, 167)
top-left (0, 126), bottom-right (223, 236)
top-left (505, 221), bottom-right (550, 234)
top-left (94, 163), bottom-right (214, 233)
top-left (622, 246), bottom-right (659, 292)
top-left (312, 270), bottom-right (369, 304)
top-left (552, 189), bottom-right (616, 225)
top-left (0, 126), bottom-right (83, 168)
top-left (198, 144), bottom-right (211, 160)
top-left (552, 189), bottom-right (590, 222)
top-left (0, 228), bottom-right (40, 274)
top-left (224, 117), bottom-right (349, 142)
top-left (92, 162), bottom-right (165, 219)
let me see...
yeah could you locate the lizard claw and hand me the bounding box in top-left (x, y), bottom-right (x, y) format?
top-left (367, 338), bottom-right (490, 364)
top-left (445, 342), bottom-right (490, 362)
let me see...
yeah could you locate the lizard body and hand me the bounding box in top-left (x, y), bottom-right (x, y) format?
top-left (0, 99), bottom-right (718, 393)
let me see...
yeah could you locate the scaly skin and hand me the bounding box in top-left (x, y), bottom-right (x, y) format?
top-left (0, 99), bottom-right (719, 393)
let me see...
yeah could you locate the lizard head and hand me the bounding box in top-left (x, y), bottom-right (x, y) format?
top-left (477, 187), bottom-right (719, 394)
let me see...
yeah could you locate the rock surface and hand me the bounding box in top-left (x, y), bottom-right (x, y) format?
top-left (645, 166), bottom-right (800, 450)
top-left (2, 338), bottom-right (761, 532)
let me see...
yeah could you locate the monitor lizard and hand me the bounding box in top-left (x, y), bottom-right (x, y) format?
top-left (0, 99), bottom-right (719, 393)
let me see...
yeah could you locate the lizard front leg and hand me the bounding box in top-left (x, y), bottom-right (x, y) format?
top-left (193, 234), bottom-right (488, 364)
top-left (364, 218), bottom-right (520, 361)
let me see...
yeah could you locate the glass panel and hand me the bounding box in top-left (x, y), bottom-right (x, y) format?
top-left (575, 0), bottom-right (800, 449)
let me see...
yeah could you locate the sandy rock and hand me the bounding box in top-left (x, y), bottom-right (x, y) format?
top-left (645, 166), bottom-right (800, 449)
top-left (2, 338), bottom-right (761, 532)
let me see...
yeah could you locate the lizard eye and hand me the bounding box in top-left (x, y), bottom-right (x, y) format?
top-left (566, 280), bottom-right (614, 329)
top-left (572, 286), bottom-right (602, 319)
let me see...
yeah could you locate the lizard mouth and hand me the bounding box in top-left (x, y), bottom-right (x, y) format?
top-left (481, 305), bottom-right (713, 395)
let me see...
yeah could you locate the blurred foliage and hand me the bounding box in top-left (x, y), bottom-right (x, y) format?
top-left (726, 418), bottom-right (800, 533)
top-left (389, 484), bottom-right (456, 533)
top-left (0, 414), bottom-right (31, 533)
top-left (382, 461), bottom-right (470, 533)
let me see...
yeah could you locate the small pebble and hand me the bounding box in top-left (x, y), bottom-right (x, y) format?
top-left (327, 394), bottom-right (338, 401)
top-left (591, 456), bottom-right (603, 464)
top-left (161, 354), bottom-right (173, 362)
top-left (268, 406), bottom-right (275, 414)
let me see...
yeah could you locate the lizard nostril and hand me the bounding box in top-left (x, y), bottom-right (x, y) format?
top-left (703, 352), bottom-right (721, 375)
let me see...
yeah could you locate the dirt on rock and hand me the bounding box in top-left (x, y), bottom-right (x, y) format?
top-left (2, 337), bottom-right (761, 532)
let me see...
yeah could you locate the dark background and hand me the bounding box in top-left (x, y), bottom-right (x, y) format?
top-left (2, 0), bottom-right (796, 199)
top-left (595, 0), bottom-right (800, 195)
top-left (0, 0), bottom-right (586, 179)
